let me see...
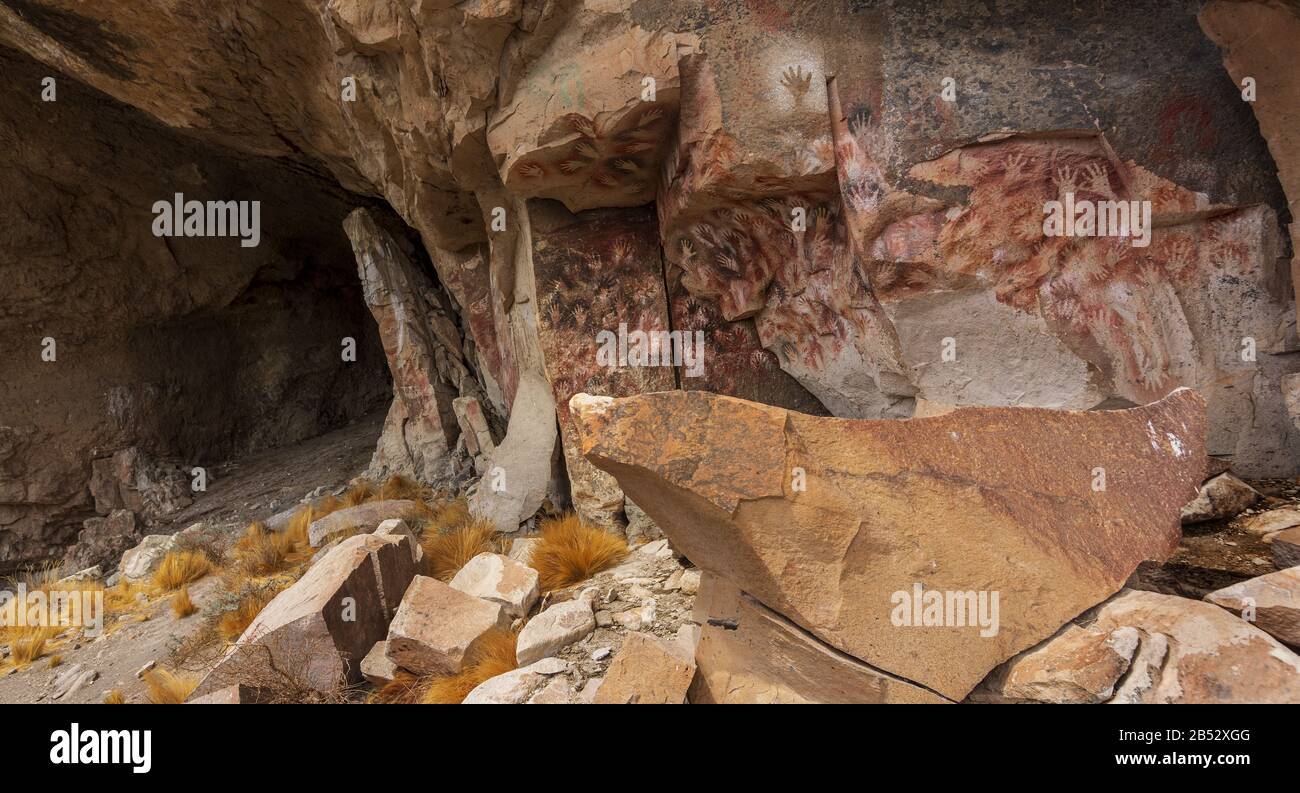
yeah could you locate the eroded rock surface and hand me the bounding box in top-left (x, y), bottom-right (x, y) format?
top-left (573, 388), bottom-right (1206, 699)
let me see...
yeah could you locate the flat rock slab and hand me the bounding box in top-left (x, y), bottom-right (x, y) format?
top-left (307, 499), bottom-right (427, 547)
top-left (1241, 506), bottom-right (1300, 537)
top-left (386, 575), bottom-right (509, 675)
top-left (1205, 567), bottom-right (1300, 648)
top-left (1090, 589), bottom-right (1300, 703)
top-left (571, 388), bottom-right (1206, 700)
top-left (449, 552), bottom-right (539, 620)
top-left (593, 632), bottom-right (695, 704)
top-left (691, 573), bottom-right (947, 704)
top-left (515, 598), bottom-right (595, 666)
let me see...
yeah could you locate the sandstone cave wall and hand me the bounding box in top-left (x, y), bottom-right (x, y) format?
top-left (0, 45), bottom-right (390, 573)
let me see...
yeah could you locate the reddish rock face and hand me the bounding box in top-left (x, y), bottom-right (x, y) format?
top-left (530, 203), bottom-right (676, 528)
top-left (573, 388), bottom-right (1206, 700)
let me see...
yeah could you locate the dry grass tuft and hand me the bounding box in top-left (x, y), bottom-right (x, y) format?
top-left (343, 479), bottom-right (374, 507)
top-left (420, 629), bottom-right (518, 704)
top-left (152, 550), bottom-right (213, 592)
top-left (143, 669), bottom-right (198, 704)
top-left (216, 586), bottom-right (281, 643)
top-left (528, 512), bottom-right (627, 591)
top-left (378, 474), bottom-right (430, 502)
top-left (103, 689), bottom-right (126, 704)
top-left (374, 629), bottom-right (518, 705)
top-left (422, 516), bottom-right (498, 581)
top-left (8, 632), bottom-right (51, 667)
top-left (231, 521), bottom-right (310, 577)
top-left (171, 587), bottom-right (197, 618)
top-left (46, 654), bottom-right (63, 669)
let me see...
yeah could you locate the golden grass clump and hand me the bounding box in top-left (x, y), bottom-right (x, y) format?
top-left (378, 474), bottom-right (430, 502)
top-left (528, 512), bottom-right (628, 592)
top-left (422, 516), bottom-right (497, 581)
top-left (152, 550), bottom-right (213, 592)
top-left (143, 669), bottom-right (198, 704)
top-left (232, 521), bottom-right (310, 577)
top-left (343, 479), bottom-right (374, 507)
top-left (374, 629), bottom-right (518, 705)
top-left (171, 587), bottom-right (197, 618)
top-left (103, 689), bottom-right (126, 704)
top-left (217, 586), bottom-right (281, 643)
top-left (47, 654), bottom-right (63, 669)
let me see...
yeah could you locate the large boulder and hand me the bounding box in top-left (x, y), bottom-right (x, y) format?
top-left (190, 531), bottom-right (418, 698)
top-left (691, 573), bottom-right (947, 704)
top-left (571, 388), bottom-right (1206, 700)
top-left (385, 575), bottom-right (509, 675)
top-left (1205, 567), bottom-right (1300, 648)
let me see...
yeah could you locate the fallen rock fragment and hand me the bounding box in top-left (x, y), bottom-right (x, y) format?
top-left (593, 632), bottom-right (695, 704)
top-left (515, 599), bottom-right (595, 666)
top-left (1205, 567), bottom-right (1300, 648)
top-left (386, 575), bottom-right (509, 675)
top-left (1267, 527), bottom-right (1300, 568)
top-left (191, 531), bottom-right (418, 698)
top-left (188, 684), bottom-right (261, 704)
top-left (462, 658), bottom-right (570, 704)
top-left (691, 574), bottom-right (947, 704)
top-left (1242, 506), bottom-right (1300, 537)
top-left (1088, 589), bottom-right (1300, 703)
top-left (970, 624), bottom-right (1140, 704)
top-left (307, 499), bottom-right (427, 547)
top-left (449, 552), bottom-right (539, 619)
top-left (1180, 472), bottom-right (1259, 524)
top-left (361, 640), bottom-right (399, 687)
top-left (572, 388), bottom-right (1207, 699)
top-left (119, 534), bottom-right (178, 582)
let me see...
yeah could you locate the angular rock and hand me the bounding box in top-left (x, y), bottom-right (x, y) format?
top-left (118, 534), bottom-right (179, 582)
top-left (386, 575), bottom-right (509, 676)
top-left (1206, 567), bottom-right (1300, 648)
top-left (361, 640), bottom-right (399, 687)
top-left (1242, 507), bottom-right (1300, 537)
top-left (593, 632), bottom-right (695, 705)
top-left (192, 531), bottom-right (417, 698)
top-left (1180, 472), bottom-right (1259, 524)
top-left (462, 658), bottom-right (571, 705)
top-left (63, 509), bottom-right (140, 573)
top-left (449, 552), bottom-right (539, 620)
top-left (970, 624), bottom-right (1140, 704)
top-left (691, 573), bottom-right (947, 704)
top-left (1268, 527), bottom-right (1300, 569)
top-left (1088, 589), bottom-right (1300, 703)
top-left (515, 599), bottom-right (595, 666)
top-left (307, 499), bottom-right (427, 548)
top-left (572, 388), bottom-right (1207, 699)
top-left (506, 537), bottom-right (541, 565)
top-left (374, 519), bottom-right (423, 566)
